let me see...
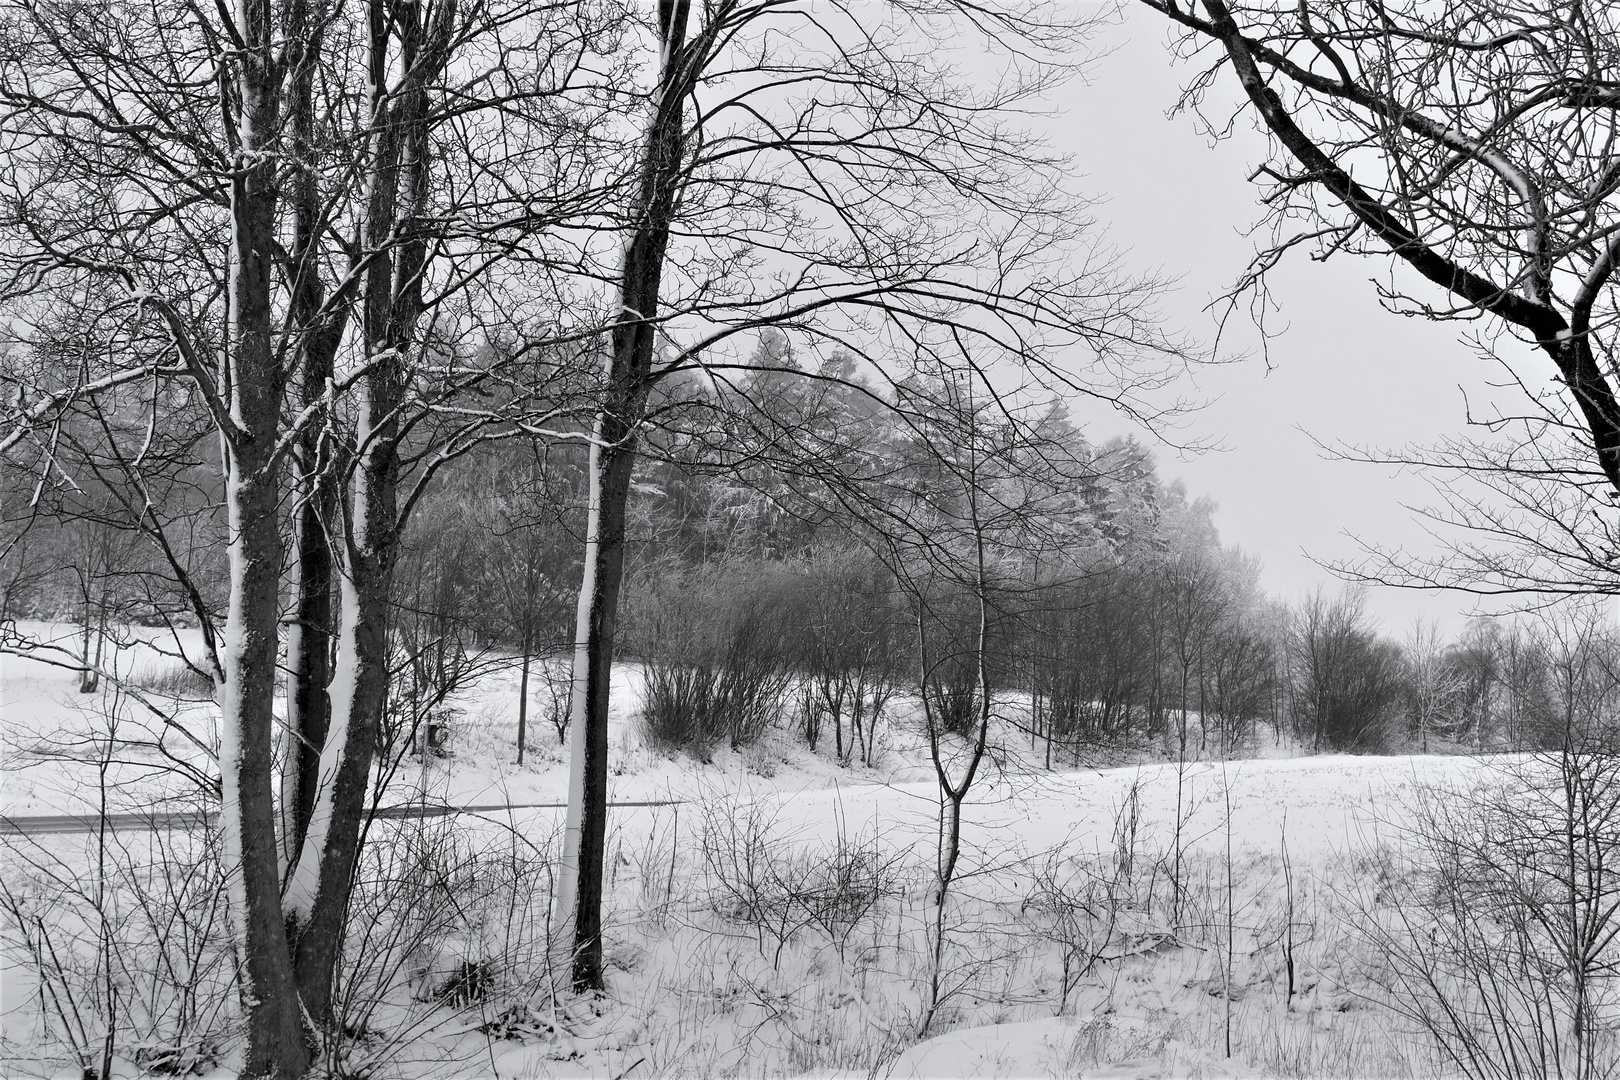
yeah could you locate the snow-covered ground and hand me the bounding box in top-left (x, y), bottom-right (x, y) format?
top-left (1, 624), bottom-right (1504, 1077)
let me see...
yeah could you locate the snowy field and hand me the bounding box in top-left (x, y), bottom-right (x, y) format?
top-left (0, 625), bottom-right (1521, 1078)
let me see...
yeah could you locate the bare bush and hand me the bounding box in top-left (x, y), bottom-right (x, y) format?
top-left (632, 562), bottom-right (795, 760)
top-left (642, 653), bottom-right (788, 761)
top-left (1360, 743), bottom-right (1620, 1080)
top-left (537, 653), bottom-right (573, 745)
top-left (696, 791), bottom-right (901, 968)
top-left (924, 656), bottom-right (983, 742)
top-left (1, 814), bottom-right (236, 1079)
top-left (320, 813), bottom-right (563, 1074)
top-left (1021, 781), bottom-right (1175, 1016)
top-left (2, 801), bottom-right (568, 1080)
top-left (790, 547), bottom-right (907, 765)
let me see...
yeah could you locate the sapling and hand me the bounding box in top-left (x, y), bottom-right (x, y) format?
top-left (1280, 812), bottom-right (1296, 1010)
top-left (1169, 755), bottom-right (1196, 931)
top-left (912, 394), bottom-right (997, 1037)
top-left (1221, 760), bottom-right (1234, 1059)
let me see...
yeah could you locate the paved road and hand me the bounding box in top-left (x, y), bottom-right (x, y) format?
top-left (0, 800), bottom-right (683, 837)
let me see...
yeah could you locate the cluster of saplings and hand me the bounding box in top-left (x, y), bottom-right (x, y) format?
top-left (620, 548), bottom-right (1620, 764)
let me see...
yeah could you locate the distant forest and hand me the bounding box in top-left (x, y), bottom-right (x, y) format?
top-left (7, 327), bottom-right (1607, 766)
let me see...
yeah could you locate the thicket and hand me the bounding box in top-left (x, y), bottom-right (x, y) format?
top-left (1363, 737), bottom-right (1620, 1080)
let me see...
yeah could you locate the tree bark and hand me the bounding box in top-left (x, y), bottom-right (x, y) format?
top-left (280, 1), bottom-right (348, 864)
top-left (217, 0), bottom-right (307, 1064)
top-left (555, 0), bottom-right (694, 994)
top-left (283, 408), bottom-right (335, 866)
top-left (557, 429), bottom-right (635, 991)
top-left (283, 0), bottom-right (441, 1021)
top-left (517, 623), bottom-right (533, 765)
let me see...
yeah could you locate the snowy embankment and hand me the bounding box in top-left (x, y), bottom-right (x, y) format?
top-left (3, 626), bottom-right (1493, 1078)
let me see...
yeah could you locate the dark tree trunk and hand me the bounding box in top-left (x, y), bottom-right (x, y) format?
top-left (284, 443), bottom-right (335, 863)
top-left (557, 0), bottom-right (694, 994)
top-left (284, 0), bottom-right (443, 1022)
top-left (562, 434), bottom-right (637, 992)
top-left (77, 582), bottom-right (99, 694)
top-left (280, 0), bottom-right (345, 869)
top-left (288, 548), bottom-right (394, 1022)
top-left (517, 624), bottom-right (533, 764)
top-left (216, 0), bottom-right (308, 1071)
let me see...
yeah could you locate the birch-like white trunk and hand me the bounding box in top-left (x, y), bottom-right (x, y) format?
top-left (554, 418), bottom-right (604, 945)
top-left (282, 383), bottom-right (398, 1019)
top-left (554, 0), bottom-right (692, 993)
top-left (282, 571), bottom-right (362, 924)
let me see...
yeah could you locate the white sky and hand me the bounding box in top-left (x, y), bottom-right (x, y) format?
top-left (1040, 8), bottom-right (1546, 636)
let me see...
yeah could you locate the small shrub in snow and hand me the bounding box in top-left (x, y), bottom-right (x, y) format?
top-left (436, 959), bottom-right (496, 1007)
top-left (1359, 742), bottom-right (1620, 1080)
top-left (316, 814), bottom-right (562, 1078)
top-left (0, 816), bottom-right (237, 1080)
top-left (537, 653), bottom-right (573, 744)
top-left (641, 651), bottom-right (789, 761)
top-left (697, 792), bottom-right (901, 968)
top-left (628, 561), bottom-right (795, 760)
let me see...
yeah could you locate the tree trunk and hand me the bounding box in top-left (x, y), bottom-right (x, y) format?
top-left (555, 0), bottom-right (693, 994)
top-left (284, 551), bottom-right (393, 1022)
top-left (221, 448), bottom-right (310, 1078)
top-left (284, 210), bottom-right (410, 1030)
top-left (517, 624), bottom-right (533, 765)
top-left (833, 678), bottom-right (845, 763)
top-left (279, 0), bottom-right (344, 870)
top-left (77, 578), bottom-right (98, 694)
top-left (557, 430), bottom-right (637, 991)
top-left (216, 1), bottom-right (308, 1071)
top-left (1043, 686), bottom-right (1053, 771)
top-left (1198, 667), bottom-right (1208, 755)
top-left (281, 0), bottom-right (442, 1021)
top-left (283, 430), bottom-right (335, 866)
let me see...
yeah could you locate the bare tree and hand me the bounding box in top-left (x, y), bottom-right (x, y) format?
top-left (795, 545), bottom-right (906, 766)
top-left (1159, 547), bottom-right (1231, 758)
top-left (1405, 619), bottom-right (1464, 752)
top-left (551, 0), bottom-right (1191, 993)
top-left (0, 0), bottom-right (617, 1062)
top-left (1139, 0), bottom-right (1620, 602)
top-left (1289, 587), bottom-right (1404, 752)
top-left (886, 377), bottom-right (1055, 1036)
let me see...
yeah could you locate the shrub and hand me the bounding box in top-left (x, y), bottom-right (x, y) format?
top-left (697, 790), bottom-right (901, 968)
top-left (1360, 741), bottom-right (1620, 1080)
top-left (322, 813), bottom-right (562, 1075)
top-left (787, 546), bottom-right (908, 764)
top-left (1, 813), bottom-right (237, 1079)
top-left (642, 648), bottom-right (789, 760)
top-left (631, 561), bottom-right (795, 759)
top-left (923, 655), bottom-right (982, 740)
top-left (130, 660), bottom-right (215, 700)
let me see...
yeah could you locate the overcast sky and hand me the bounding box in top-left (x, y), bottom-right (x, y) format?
top-left (1038, 8), bottom-right (1541, 636)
